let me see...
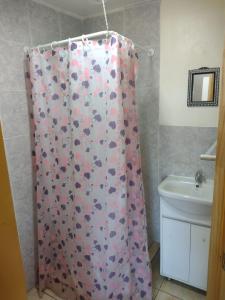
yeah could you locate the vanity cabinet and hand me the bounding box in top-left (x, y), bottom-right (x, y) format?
top-left (189, 225), bottom-right (210, 290)
top-left (162, 218), bottom-right (190, 282)
top-left (161, 215), bottom-right (210, 291)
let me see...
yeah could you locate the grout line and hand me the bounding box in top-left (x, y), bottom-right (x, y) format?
top-left (27, 0), bottom-right (33, 47)
top-left (31, 0), bottom-right (84, 20)
top-left (84, 0), bottom-right (158, 19)
top-left (3, 134), bottom-right (30, 141)
top-left (160, 277), bottom-right (207, 299)
top-left (122, 3), bottom-right (125, 36)
top-left (0, 90), bottom-right (26, 94)
top-left (44, 290), bottom-right (58, 299)
top-left (158, 289), bottom-right (182, 300)
top-left (44, 289), bottom-right (64, 300)
top-left (161, 290), bottom-right (183, 300)
top-left (0, 89), bottom-right (26, 93)
top-left (154, 288), bottom-right (159, 299)
top-left (57, 12), bottom-right (63, 41)
top-left (159, 277), bottom-right (165, 289)
top-left (0, 36), bottom-right (27, 47)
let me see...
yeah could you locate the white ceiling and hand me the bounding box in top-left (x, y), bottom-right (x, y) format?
top-left (33, 0), bottom-right (146, 19)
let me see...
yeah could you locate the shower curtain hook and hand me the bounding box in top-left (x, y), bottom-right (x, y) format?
top-left (68, 38), bottom-right (73, 50)
top-left (24, 46), bottom-right (29, 55)
top-left (51, 41), bottom-right (55, 50)
top-left (82, 35), bottom-right (86, 44)
top-left (82, 35), bottom-right (89, 47)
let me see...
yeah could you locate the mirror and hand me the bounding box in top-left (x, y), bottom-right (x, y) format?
top-left (187, 67), bottom-right (220, 106)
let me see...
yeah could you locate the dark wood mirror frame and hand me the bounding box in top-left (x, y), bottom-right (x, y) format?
top-left (187, 67), bottom-right (220, 107)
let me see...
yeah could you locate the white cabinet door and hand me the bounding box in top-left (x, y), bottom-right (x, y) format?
top-left (162, 218), bottom-right (190, 282)
top-left (189, 225), bottom-right (210, 290)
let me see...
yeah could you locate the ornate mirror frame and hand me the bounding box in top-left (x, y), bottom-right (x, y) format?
top-left (187, 67), bottom-right (220, 107)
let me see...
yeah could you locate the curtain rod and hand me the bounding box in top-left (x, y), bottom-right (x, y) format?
top-left (24, 30), bottom-right (155, 57)
top-left (200, 141), bottom-right (217, 161)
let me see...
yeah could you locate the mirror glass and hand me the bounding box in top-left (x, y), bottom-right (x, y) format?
top-left (192, 73), bottom-right (215, 102)
top-left (187, 67), bottom-right (220, 107)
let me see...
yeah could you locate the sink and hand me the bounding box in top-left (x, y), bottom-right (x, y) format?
top-left (158, 175), bottom-right (214, 216)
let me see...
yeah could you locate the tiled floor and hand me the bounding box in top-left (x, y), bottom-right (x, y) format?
top-left (27, 253), bottom-right (206, 300)
top-left (152, 254), bottom-right (206, 300)
top-left (27, 288), bottom-right (61, 300)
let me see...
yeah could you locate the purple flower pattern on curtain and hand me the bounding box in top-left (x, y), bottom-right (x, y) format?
top-left (26, 33), bottom-right (152, 300)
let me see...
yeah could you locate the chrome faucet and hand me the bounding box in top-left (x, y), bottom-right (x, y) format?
top-left (195, 170), bottom-right (205, 187)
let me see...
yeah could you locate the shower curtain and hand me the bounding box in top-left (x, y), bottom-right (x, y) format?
top-left (26, 33), bottom-right (152, 300)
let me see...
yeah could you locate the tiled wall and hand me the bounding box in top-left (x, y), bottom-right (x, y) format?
top-left (159, 0), bottom-right (220, 188)
top-left (159, 126), bottom-right (217, 181)
top-left (0, 0), bottom-right (216, 292)
top-left (0, 0), bottom-right (82, 290)
top-left (83, 0), bottom-right (161, 242)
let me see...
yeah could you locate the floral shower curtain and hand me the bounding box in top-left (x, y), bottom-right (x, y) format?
top-left (26, 33), bottom-right (152, 300)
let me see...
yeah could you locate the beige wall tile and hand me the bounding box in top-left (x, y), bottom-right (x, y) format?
top-left (0, 0), bottom-right (30, 44)
top-left (28, 1), bottom-right (60, 46)
top-left (159, 126), bottom-right (217, 181)
top-left (59, 13), bottom-right (83, 40)
top-left (0, 39), bottom-right (26, 92)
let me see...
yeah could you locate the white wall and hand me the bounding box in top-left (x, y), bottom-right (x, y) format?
top-left (160, 0), bottom-right (225, 127)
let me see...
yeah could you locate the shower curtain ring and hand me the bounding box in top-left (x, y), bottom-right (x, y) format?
top-left (82, 35), bottom-right (90, 49)
top-left (82, 35), bottom-right (87, 45)
top-left (51, 41), bottom-right (55, 50)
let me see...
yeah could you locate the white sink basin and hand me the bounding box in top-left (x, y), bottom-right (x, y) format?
top-left (158, 175), bottom-right (214, 216)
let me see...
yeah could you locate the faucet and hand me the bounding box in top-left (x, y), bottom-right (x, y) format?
top-left (195, 170), bottom-right (205, 187)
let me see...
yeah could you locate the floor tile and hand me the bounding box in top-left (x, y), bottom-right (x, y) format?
top-left (161, 279), bottom-right (206, 300)
top-left (27, 288), bottom-right (54, 300)
top-left (44, 289), bottom-right (63, 300)
top-left (152, 254), bottom-right (165, 289)
top-left (156, 291), bottom-right (179, 300)
top-left (153, 288), bottom-right (160, 299)
top-left (149, 241), bottom-right (160, 261)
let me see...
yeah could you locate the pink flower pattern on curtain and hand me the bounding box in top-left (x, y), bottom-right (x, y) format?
top-left (26, 33), bottom-right (152, 300)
